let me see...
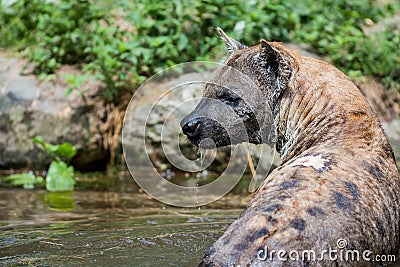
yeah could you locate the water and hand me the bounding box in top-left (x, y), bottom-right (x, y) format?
top-left (1, 174), bottom-right (399, 267)
top-left (0, 174), bottom-right (248, 267)
top-left (195, 148), bottom-right (214, 209)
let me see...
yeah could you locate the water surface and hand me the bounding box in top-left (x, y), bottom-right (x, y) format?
top-left (1, 174), bottom-right (399, 266)
top-left (0, 174), bottom-right (250, 266)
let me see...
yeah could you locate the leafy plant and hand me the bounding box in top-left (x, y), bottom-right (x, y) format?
top-left (45, 161), bottom-right (75, 192)
top-left (32, 136), bottom-right (77, 191)
top-left (2, 172), bottom-right (44, 189)
top-left (2, 137), bottom-right (77, 191)
top-left (63, 73), bottom-right (92, 103)
top-left (0, 0), bottom-right (398, 98)
top-left (32, 136), bottom-right (77, 161)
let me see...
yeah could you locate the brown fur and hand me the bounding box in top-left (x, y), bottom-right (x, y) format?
top-left (181, 30), bottom-right (400, 266)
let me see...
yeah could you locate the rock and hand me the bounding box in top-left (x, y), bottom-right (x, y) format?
top-left (382, 120), bottom-right (400, 168)
top-left (0, 51), bottom-right (108, 171)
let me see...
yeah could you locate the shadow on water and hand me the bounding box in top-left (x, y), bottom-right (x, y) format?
top-left (0, 173), bottom-right (251, 267)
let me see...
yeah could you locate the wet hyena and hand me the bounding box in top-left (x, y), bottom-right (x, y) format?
top-left (181, 28), bottom-right (400, 266)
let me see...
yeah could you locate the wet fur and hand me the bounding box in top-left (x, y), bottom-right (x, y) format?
top-left (183, 32), bottom-right (400, 266)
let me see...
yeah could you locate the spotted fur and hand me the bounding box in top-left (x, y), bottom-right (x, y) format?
top-left (182, 29), bottom-right (400, 267)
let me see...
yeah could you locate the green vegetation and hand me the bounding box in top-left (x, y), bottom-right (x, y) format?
top-left (0, 0), bottom-right (399, 98)
top-left (2, 137), bottom-right (77, 191)
top-left (2, 172), bottom-right (44, 189)
top-left (33, 136), bottom-right (77, 191)
top-left (32, 136), bottom-right (77, 161)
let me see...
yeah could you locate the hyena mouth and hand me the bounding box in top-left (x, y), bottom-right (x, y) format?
top-left (181, 117), bottom-right (233, 149)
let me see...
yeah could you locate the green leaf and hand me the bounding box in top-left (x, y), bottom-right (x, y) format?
top-left (55, 143), bottom-right (77, 159)
top-left (46, 161), bottom-right (75, 192)
top-left (32, 136), bottom-right (77, 159)
top-left (64, 87), bottom-right (73, 97)
top-left (177, 34), bottom-right (188, 51)
top-left (2, 173), bottom-right (44, 189)
top-left (31, 135), bottom-right (47, 148)
top-left (32, 136), bottom-right (58, 154)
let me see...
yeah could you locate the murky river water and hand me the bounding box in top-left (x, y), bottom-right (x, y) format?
top-left (1, 173), bottom-right (399, 266)
top-left (0, 174), bottom-right (250, 266)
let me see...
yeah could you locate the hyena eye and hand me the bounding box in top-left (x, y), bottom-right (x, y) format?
top-left (216, 88), bottom-right (241, 108)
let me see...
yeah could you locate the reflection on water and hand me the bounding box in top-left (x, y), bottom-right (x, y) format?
top-left (0, 173), bottom-right (249, 266)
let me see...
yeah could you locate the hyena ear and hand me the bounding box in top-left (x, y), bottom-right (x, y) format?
top-left (257, 40), bottom-right (292, 95)
top-left (216, 27), bottom-right (247, 55)
top-left (258, 39), bottom-right (281, 71)
top-left (258, 39), bottom-right (292, 79)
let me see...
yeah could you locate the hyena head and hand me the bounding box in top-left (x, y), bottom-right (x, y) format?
top-left (181, 28), bottom-right (293, 149)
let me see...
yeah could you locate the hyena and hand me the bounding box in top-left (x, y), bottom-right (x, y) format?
top-left (181, 28), bottom-right (400, 266)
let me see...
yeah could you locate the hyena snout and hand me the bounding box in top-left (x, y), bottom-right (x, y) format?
top-left (181, 96), bottom-right (259, 148)
top-left (181, 117), bottom-right (202, 137)
top-left (180, 115), bottom-right (230, 148)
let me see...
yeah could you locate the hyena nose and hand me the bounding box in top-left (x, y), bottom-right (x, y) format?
top-left (182, 118), bottom-right (201, 137)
